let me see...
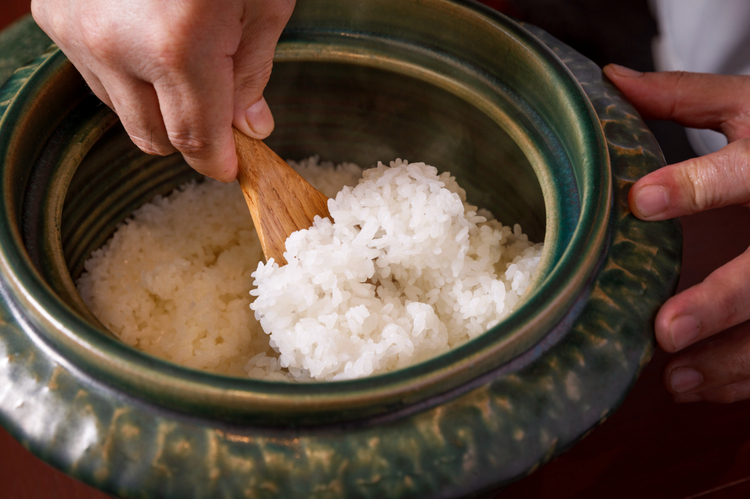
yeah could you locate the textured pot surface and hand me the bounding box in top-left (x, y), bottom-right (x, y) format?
top-left (0, 2), bottom-right (680, 498)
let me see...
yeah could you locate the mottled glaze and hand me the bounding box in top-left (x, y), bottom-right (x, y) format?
top-left (0, 3), bottom-right (680, 498)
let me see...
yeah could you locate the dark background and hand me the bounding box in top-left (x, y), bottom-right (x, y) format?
top-left (3, 0), bottom-right (750, 497)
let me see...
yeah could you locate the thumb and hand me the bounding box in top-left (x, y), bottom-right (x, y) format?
top-left (232, 0), bottom-right (295, 139)
top-left (629, 138), bottom-right (750, 220)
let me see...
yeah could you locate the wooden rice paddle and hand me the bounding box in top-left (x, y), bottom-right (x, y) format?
top-left (234, 128), bottom-right (330, 266)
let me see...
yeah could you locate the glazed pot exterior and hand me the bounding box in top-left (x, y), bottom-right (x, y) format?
top-left (0, 2), bottom-right (680, 498)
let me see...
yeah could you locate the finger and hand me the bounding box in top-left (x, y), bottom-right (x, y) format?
top-left (153, 55), bottom-right (237, 182)
top-left (603, 65), bottom-right (750, 141)
top-left (628, 138), bottom-right (750, 220)
top-left (98, 73), bottom-right (176, 156)
top-left (674, 378), bottom-right (750, 404)
top-left (231, 33), bottom-right (275, 139)
top-left (231, 0), bottom-right (296, 139)
top-left (654, 247), bottom-right (750, 353)
top-left (662, 323), bottom-right (750, 400)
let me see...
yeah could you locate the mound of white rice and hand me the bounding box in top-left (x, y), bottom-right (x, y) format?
top-left (77, 158), bottom-right (542, 381)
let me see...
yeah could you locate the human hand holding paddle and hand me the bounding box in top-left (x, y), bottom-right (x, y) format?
top-left (32, 0), bottom-right (296, 182)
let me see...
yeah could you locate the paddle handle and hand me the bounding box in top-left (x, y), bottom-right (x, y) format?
top-left (234, 128), bottom-right (330, 265)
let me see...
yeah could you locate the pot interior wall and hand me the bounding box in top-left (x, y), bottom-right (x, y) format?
top-left (62, 60), bottom-right (547, 284)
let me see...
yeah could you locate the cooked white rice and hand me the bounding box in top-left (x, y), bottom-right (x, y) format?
top-left (77, 158), bottom-right (542, 381)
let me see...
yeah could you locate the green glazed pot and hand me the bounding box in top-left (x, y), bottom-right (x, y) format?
top-left (0, 1), bottom-right (680, 498)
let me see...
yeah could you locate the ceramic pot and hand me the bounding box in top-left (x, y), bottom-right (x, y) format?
top-left (0, 1), bottom-right (680, 498)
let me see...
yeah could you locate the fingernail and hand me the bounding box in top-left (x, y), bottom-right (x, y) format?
top-left (670, 315), bottom-right (700, 350)
top-left (670, 367), bottom-right (703, 394)
top-left (634, 184), bottom-right (669, 218)
top-left (245, 97), bottom-right (274, 138)
top-left (673, 393), bottom-right (701, 403)
top-left (606, 64), bottom-right (643, 78)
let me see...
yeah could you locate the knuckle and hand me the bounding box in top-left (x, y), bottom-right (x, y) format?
top-left (237, 62), bottom-right (274, 94)
top-left (150, 34), bottom-right (191, 70)
top-left (716, 141), bottom-right (750, 207)
top-left (674, 165), bottom-right (706, 211)
top-left (678, 151), bottom-right (739, 212)
top-left (129, 133), bottom-right (172, 156)
top-left (147, 15), bottom-right (199, 71)
top-left (671, 71), bottom-right (690, 84)
top-left (664, 71), bottom-right (689, 120)
top-left (734, 142), bottom-right (750, 203)
top-left (167, 131), bottom-right (210, 157)
top-left (736, 140), bottom-right (750, 194)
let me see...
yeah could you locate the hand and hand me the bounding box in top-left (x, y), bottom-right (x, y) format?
top-left (604, 64), bottom-right (750, 403)
top-left (31, 0), bottom-right (295, 182)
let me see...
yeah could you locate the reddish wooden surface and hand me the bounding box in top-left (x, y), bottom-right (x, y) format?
top-left (4, 1), bottom-right (750, 498)
top-left (499, 205), bottom-right (750, 499)
top-left (0, 0), bottom-right (30, 31)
